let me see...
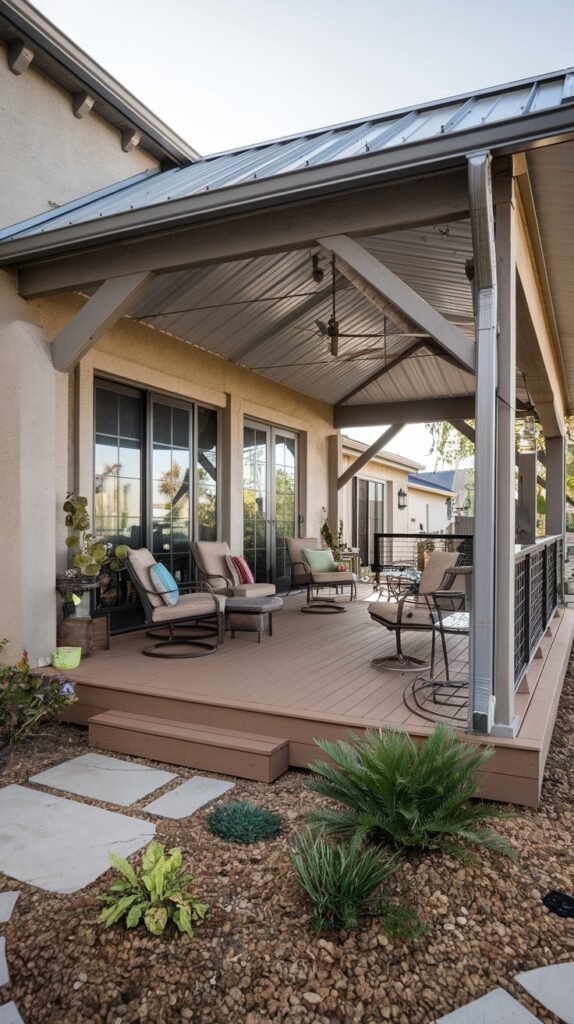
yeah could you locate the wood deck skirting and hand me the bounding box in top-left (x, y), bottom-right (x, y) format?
top-left (61, 589), bottom-right (574, 807)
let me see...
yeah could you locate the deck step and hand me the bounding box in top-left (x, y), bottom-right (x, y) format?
top-left (88, 710), bottom-right (289, 783)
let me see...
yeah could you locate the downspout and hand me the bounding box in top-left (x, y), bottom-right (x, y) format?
top-left (468, 152), bottom-right (497, 733)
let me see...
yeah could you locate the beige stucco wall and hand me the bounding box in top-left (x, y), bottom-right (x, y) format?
top-left (407, 486), bottom-right (452, 534)
top-left (339, 451), bottom-right (411, 545)
top-left (0, 43), bottom-right (159, 228)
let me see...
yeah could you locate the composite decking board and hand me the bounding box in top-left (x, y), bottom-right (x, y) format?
top-left (89, 711), bottom-right (288, 753)
top-left (63, 591), bottom-right (574, 803)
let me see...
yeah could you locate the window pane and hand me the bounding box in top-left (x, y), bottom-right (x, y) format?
top-left (95, 388), bottom-right (118, 436)
top-left (197, 407), bottom-right (218, 541)
top-left (119, 394), bottom-right (142, 440)
top-left (152, 401), bottom-right (192, 577)
top-left (153, 402), bottom-right (172, 445)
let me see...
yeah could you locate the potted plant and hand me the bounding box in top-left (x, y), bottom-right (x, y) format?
top-left (56, 493), bottom-right (129, 600)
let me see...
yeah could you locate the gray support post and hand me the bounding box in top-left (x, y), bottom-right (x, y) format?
top-left (492, 179), bottom-right (518, 737)
top-left (327, 434), bottom-right (343, 528)
top-left (517, 453), bottom-right (538, 545)
top-left (468, 152), bottom-right (498, 734)
top-left (545, 435), bottom-right (566, 538)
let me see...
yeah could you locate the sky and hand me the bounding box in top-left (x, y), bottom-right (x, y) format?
top-left (32, 0), bottom-right (574, 468)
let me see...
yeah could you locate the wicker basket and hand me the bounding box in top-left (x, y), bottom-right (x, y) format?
top-left (56, 617), bottom-right (94, 657)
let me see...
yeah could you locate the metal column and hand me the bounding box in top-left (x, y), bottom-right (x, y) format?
top-left (468, 152), bottom-right (497, 734)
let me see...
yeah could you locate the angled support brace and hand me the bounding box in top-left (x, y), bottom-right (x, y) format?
top-left (337, 425), bottom-right (403, 490)
top-left (318, 234), bottom-right (476, 373)
top-left (51, 271), bottom-right (155, 371)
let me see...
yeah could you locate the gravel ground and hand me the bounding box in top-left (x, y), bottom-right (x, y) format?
top-left (1, 664), bottom-right (574, 1024)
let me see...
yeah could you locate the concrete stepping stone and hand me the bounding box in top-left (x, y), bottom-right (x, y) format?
top-left (144, 776), bottom-right (234, 819)
top-left (29, 753), bottom-right (177, 806)
top-left (0, 937), bottom-right (9, 987)
top-left (0, 893), bottom-right (19, 924)
top-left (515, 963), bottom-right (574, 1023)
top-left (0, 1003), bottom-right (24, 1024)
top-left (0, 785), bottom-right (155, 893)
top-left (435, 988), bottom-right (541, 1023)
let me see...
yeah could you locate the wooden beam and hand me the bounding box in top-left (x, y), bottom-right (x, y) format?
top-left (334, 396), bottom-right (474, 428)
top-left (449, 419), bottom-right (475, 444)
top-left (337, 341), bottom-right (428, 405)
top-left (51, 271), bottom-right (155, 372)
top-left (337, 426), bottom-right (403, 490)
top-left (318, 234), bottom-right (476, 373)
top-left (15, 170), bottom-right (470, 296)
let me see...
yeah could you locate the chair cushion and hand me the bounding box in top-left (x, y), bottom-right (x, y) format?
top-left (303, 548), bottom-right (339, 573)
top-left (286, 537), bottom-right (323, 581)
top-left (149, 563), bottom-right (179, 607)
top-left (418, 550), bottom-right (459, 595)
top-left (191, 541), bottom-right (232, 583)
top-left (369, 599), bottom-right (432, 627)
top-left (127, 548), bottom-right (163, 608)
top-left (229, 555), bottom-right (255, 584)
top-left (151, 592), bottom-right (224, 623)
top-left (232, 582), bottom-right (276, 598)
top-left (224, 555), bottom-right (241, 586)
top-left (312, 571), bottom-right (356, 584)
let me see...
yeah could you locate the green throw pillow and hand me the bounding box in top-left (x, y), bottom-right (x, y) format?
top-left (303, 547), bottom-right (339, 572)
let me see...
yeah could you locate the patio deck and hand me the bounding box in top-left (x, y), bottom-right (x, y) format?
top-left (62, 587), bottom-right (574, 806)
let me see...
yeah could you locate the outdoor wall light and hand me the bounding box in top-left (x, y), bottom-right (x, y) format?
top-left (517, 415), bottom-right (537, 455)
top-left (397, 488), bottom-right (407, 509)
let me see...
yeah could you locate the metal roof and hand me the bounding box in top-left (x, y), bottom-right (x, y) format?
top-left (408, 473), bottom-right (456, 495)
top-left (2, 66), bottom-right (574, 243)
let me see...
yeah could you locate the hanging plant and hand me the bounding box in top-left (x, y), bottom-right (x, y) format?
top-left (63, 493), bottom-right (129, 578)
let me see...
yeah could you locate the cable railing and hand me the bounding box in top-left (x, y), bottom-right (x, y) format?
top-left (514, 535), bottom-right (563, 688)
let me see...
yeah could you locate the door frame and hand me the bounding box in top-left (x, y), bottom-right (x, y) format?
top-left (243, 417), bottom-right (299, 587)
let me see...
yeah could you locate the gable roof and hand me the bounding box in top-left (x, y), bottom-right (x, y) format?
top-left (408, 473), bottom-right (456, 496)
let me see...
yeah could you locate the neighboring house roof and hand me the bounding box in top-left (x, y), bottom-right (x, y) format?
top-left (0, 0), bottom-right (199, 166)
top-left (407, 473), bottom-right (456, 496)
top-left (342, 437), bottom-right (424, 473)
top-left (412, 470), bottom-right (456, 491)
top-left (1, 66), bottom-right (574, 244)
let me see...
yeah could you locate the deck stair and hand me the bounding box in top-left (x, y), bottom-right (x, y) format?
top-left (88, 710), bottom-right (289, 783)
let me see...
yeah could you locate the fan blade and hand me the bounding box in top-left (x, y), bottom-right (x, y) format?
top-left (314, 319), bottom-right (329, 336)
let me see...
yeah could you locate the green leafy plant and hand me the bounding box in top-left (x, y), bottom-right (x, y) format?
top-left (0, 648), bottom-right (76, 745)
top-left (290, 832), bottom-right (396, 932)
top-left (63, 493), bottom-right (129, 577)
top-left (305, 725), bottom-right (516, 864)
top-left (98, 842), bottom-right (207, 937)
top-left (207, 800), bottom-right (283, 844)
top-left (382, 903), bottom-right (427, 942)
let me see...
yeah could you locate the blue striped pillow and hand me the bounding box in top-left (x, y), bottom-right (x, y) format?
top-left (149, 563), bottom-right (179, 607)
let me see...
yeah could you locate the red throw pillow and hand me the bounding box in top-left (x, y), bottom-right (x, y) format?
top-left (230, 555), bottom-right (255, 585)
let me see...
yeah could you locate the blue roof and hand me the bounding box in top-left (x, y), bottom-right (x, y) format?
top-left (408, 472), bottom-right (455, 494)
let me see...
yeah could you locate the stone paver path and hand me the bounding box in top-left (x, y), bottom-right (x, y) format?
top-left (144, 776), bottom-right (234, 818)
top-left (515, 964), bottom-right (574, 1024)
top-left (0, 784), bottom-right (155, 893)
top-left (29, 753), bottom-right (177, 806)
top-left (0, 1003), bottom-right (24, 1024)
top-left (0, 937), bottom-right (9, 988)
top-left (0, 895), bottom-right (19, 926)
top-left (435, 988), bottom-right (541, 1023)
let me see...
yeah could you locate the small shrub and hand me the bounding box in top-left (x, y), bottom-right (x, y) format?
top-left (382, 903), bottom-right (427, 942)
top-left (0, 646), bottom-right (76, 745)
top-left (98, 842), bottom-right (206, 937)
top-left (207, 800), bottom-right (283, 844)
top-left (290, 831), bottom-right (396, 932)
top-left (305, 724), bottom-right (516, 863)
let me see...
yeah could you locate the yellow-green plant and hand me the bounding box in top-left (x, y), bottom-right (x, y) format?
top-left (63, 493), bottom-right (128, 577)
top-left (98, 842), bottom-right (207, 937)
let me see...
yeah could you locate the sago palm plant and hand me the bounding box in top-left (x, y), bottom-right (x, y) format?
top-left (305, 724), bottom-right (516, 863)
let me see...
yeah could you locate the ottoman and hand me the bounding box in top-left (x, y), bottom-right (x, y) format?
top-left (225, 596), bottom-right (284, 642)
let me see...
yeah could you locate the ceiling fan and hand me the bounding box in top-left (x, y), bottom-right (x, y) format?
top-left (315, 254), bottom-right (428, 359)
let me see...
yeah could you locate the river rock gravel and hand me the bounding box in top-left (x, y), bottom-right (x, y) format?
top-left (1, 661), bottom-right (573, 1023)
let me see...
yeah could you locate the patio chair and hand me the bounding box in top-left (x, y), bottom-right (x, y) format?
top-left (190, 540), bottom-right (276, 598)
top-left (126, 547), bottom-right (225, 658)
top-left (368, 549), bottom-right (464, 670)
top-left (286, 536), bottom-right (357, 613)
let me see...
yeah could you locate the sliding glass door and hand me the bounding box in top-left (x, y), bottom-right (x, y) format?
top-left (354, 478), bottom-right (384, 568)
top-left (94, 379), bottom-right (219, 629)
top-left (243, 421), bottom-right (297, 591)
